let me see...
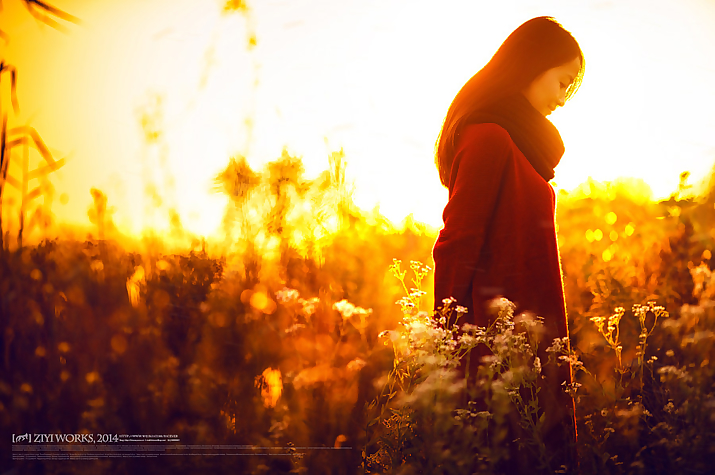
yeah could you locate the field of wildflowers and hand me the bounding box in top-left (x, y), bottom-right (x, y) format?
top-left (1, 151), bottom-right (715, 474)
top-left (3, 1), bottom-right (715, 473)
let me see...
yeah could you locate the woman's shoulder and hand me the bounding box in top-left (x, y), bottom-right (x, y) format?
top-left (447, 123), bottom-right (520, 196)
top-left (456, 123), bottom-right (514, 156)
top-left (460, 122), bottom-right (512, 142)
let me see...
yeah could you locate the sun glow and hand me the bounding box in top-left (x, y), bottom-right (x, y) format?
top-left (2, 0), bottom-right (715, 246)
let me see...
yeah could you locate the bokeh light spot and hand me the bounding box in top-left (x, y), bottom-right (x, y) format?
top-left (602, 249), bottom-right (612, 261)
top-left (111, 334), bottom-right (128, 355)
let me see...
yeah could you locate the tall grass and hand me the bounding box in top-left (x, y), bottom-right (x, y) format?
top-left (5, 1), bottom-right (715, 472)
top-left (2, 148), bottom-right (715, 474)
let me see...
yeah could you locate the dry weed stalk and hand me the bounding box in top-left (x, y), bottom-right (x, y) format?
top-left (0, 0), bottom-right (77, 250)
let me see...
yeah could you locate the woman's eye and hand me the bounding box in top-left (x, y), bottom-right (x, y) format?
top-left (560, 83), bottom-right (567, 89)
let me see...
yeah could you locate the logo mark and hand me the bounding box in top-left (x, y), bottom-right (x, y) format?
top-left (13, 433), bottom-right (31, 443)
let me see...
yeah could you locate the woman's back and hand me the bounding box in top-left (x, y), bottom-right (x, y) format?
top-left (434, 122), bottom-right (566, 335)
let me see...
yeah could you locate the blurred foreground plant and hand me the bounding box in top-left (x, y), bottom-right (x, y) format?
top-left (364, 260), bottom-right (582, 474)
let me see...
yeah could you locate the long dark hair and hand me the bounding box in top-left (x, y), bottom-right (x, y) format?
top-left (435, 16), bottom-right (585, 187)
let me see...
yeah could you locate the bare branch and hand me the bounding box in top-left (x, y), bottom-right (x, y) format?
top-left (27, 156), bottom-right (65, 179)
top-left (23, 185), bottom-right (41, 204)
top-left (9, 126), bottom-right (55, 164)
top-left (22, 0), bottom-right (81, 32)
top-left (5, 136), bottom-right (27, 150)
top-left (0, 114), bottom-right (7, 182)
top-left (1, 173), bottom-right (20, 189)
top-left (0, 62), bottom-right (20, 114)
top-left (26, 0), bottom-right (80, 23)
top-left (23, 4), bottom-right (67, 32)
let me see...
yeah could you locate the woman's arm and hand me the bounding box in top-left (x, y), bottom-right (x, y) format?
top-left (433, 123), bottom-right (513, 312)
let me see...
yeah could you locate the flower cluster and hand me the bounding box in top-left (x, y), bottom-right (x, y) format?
top-left (273, 287), bottom-right (321, 318)
top-left (275, 287), bottom-right (300, 303)
top-left (689, 260), bottom-right (715, 301)
top-left (545, 336), bottom-right (570, 357)
top-left (590, 307), bottom-right (624, 368)
top-left (333, 299), bottom-right (372, 319)
top-left (657, 365), bottom-right (692, 383)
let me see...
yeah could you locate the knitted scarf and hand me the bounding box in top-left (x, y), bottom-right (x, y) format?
top-left (465, 93), bottom-right (565, 182)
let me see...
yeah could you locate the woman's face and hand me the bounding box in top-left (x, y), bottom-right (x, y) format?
top-left (522, 56), bottom-right (581, 116)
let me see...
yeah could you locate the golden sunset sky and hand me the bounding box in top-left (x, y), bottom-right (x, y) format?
top-left (2, 0), bottom-right (715, 240)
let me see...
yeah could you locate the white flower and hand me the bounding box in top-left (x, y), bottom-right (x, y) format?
top-left (458, 334), bottom-right (477, 348)
top-left (481, 355), bottom-right (501, 368)
top-left (284, 323), bottom-right (305, 334)
top-left (658, 365), bottom-right (691, 382)
top-left (333, 299), bottom-right (373, 319)
top-left (347, 358), bottom-right (366, 371)
top-left (561, 381), bottom-right (582, 397)
top-left (546, 337), bottom-right (570, 355)
top-left (488, 297), bottom-right (515, 317)
top-left (301, 297), bottom-right (320, 316)
top-left (333, 299), bottom-right (356, 318)
top-left (275, 287), bottom-right (300, 303)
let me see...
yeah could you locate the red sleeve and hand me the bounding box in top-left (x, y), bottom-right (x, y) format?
top-left (432, 123), bottom-right (513, 312)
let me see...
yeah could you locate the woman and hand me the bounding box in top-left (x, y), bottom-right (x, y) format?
top-left (432, 16), bottom-right (585, 473)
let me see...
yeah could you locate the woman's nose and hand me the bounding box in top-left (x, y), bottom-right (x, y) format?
top-left (557, 95), bottom-right (566, 107)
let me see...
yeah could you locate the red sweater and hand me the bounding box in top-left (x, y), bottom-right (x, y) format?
top-left (433, 122), bottom-right (568, 342)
